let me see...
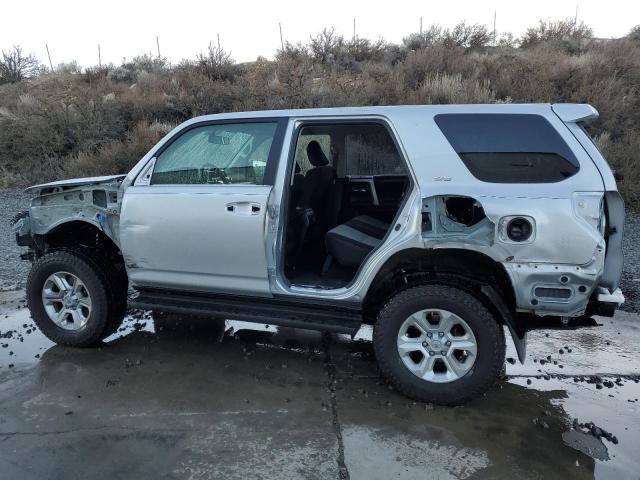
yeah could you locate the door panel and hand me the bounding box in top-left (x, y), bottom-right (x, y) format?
top-left (120, 184), bottom-right (272, 296)
top-left (343, 175), bottom-right (408, 221)
top-left (374, 175), bottom-right (409, 208)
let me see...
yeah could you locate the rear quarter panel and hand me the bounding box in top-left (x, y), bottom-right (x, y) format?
top-left (386, 104), bottom-right (605, 266)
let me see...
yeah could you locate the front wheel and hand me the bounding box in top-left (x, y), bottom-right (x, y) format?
top-left (373, 284), bottom-right (505, 405)
top-left (27, 250), bottom-right (124, 347)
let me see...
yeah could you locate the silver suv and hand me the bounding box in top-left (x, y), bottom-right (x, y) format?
top-left (13, 103), bottom-right (625, 405)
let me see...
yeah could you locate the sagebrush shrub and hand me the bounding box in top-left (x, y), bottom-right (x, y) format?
top-left (0, 22), bottom-right (638, 210)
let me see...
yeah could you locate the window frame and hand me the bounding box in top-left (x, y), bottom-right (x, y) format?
top-left (287, 120), bottom-right (409, 179)
top-left (140, 117), bottom-right (288, 187)
top-left (278, 116), bottom-right (415, 290)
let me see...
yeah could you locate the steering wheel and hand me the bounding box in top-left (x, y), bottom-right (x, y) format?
top-left (201, 163), bottom-right (230, 184)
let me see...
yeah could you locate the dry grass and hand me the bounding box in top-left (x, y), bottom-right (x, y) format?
top-left (596, 131), bottom-right (640, 210)
top-left (0, 22), bottom-right (639, 209)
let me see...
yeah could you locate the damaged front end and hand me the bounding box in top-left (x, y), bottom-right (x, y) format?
top-left (12, 175), bottom-right (126, 256)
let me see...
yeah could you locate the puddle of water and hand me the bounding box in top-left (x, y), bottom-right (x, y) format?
top-left (2, 290), bottom-right (640, 479)
top-left (509, 376), bottom-right (640, 478)
top-left (0, 302), bottom-right (282, 372)
top-left (0, 306), bottom-right (53, 368)
top-left (342, 425), bottom-right (490, 480)
top-left (506, 319), bottom-right (640, 377)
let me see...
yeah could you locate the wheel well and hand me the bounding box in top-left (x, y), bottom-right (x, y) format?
top-left (39, 221), bottom-right (125, 271)
top-left (363, 248), bottom-right (516, 325)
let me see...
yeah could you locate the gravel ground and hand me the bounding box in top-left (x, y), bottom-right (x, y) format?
top-left (619, 211), bottom-right (640, 313)
top-left (0, 188), bottom-right (30, 290)
top-left (0, 188), bottom-right (638, 312)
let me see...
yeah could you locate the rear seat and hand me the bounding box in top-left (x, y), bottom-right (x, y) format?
top-left (325, 215), bottom-right (390, 267)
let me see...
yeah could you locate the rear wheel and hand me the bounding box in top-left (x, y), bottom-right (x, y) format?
top-left (373, 284), bottom-right (505, 405)
top-left (27, 250), bottom-right (126, 347)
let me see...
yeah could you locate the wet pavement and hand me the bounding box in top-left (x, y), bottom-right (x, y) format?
top-left (1, 290), bottom-right (639, 479)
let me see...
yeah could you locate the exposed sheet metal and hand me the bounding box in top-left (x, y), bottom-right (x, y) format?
top-left (24, 175), bottom-right (126, 193)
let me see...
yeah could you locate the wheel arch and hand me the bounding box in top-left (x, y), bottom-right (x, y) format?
top-left (34, 220), bottom-right (129, 289)
top-left (363, 247), bottom-right (526, 362)
top-left (39, 220), bottom-right (122, 258)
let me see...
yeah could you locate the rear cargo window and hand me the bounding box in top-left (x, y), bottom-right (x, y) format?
top-left (434, 114), bottom-right (579, 183)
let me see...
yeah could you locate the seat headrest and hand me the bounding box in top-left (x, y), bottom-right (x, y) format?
top-left (294, 162), bottom-right (301, 174)
top-left (306, 141), bottom-right (329, 167)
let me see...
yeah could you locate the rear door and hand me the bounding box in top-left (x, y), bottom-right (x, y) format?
top-left (120, 118), bottom-right (286, 296)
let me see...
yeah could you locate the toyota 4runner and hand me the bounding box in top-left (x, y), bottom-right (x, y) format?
top-left (12, 104), bottom-right (625, 405)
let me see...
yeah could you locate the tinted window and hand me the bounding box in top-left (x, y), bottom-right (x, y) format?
top-left (293, 124), bottom-right (405, 176)
top-left (435, 114), bottom-right (579, 183)
top-left (152, 122), bottom-right (278, 185)
top-left (344, 125), bottom-right (405, 175)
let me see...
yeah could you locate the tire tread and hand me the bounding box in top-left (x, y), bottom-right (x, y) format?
top-left (373, 284), bottom-right (505, 405)
top-left (26, 249), bottom-right (127, 347)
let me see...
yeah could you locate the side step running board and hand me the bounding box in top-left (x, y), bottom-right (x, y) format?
top-left (129, 288), bottom-right (362, 336)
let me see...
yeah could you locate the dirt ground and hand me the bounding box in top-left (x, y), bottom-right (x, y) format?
top-left (0, 290), bottom-right (639, 479)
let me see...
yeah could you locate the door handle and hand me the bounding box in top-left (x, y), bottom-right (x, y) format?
top-left (225, 202), bottom-right (262, 216)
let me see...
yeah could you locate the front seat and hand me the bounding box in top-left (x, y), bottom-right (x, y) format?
top-left (301, 141), bottom-right (336, 236)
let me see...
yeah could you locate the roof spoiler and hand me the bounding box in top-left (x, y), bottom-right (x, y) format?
top-left (551, 103), bottom-right (599, 123)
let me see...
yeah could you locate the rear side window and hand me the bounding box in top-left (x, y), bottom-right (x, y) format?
top-left (344, 125), bottom-right (405, 175)
top-left (434, 114), bottom-right (580, 183)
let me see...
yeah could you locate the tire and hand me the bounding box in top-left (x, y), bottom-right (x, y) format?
top-left (373, 284), bottom-right (505, 405)
top-left (26, 250), bottom-right (125, 347)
